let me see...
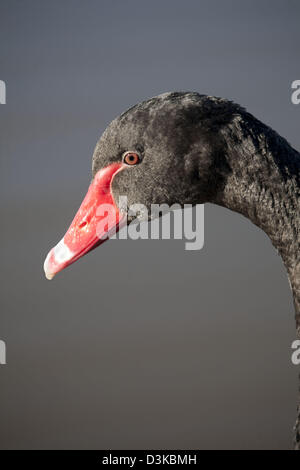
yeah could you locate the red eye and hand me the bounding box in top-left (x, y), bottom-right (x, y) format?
top-left (123, 152), bottom-right (140, 165)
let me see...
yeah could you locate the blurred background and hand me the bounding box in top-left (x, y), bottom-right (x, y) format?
top-left (0, 0), bottom-right (299, 450)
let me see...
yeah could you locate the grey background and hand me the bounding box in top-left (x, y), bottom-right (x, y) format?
top-left (0, 0), bottom-right (299, 450)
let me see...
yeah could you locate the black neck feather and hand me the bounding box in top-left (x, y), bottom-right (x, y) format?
top-left (214, 111), bottom-right (300, 330)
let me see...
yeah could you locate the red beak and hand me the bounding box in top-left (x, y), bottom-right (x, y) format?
top-left (44, 163), bottom-right (125, 280)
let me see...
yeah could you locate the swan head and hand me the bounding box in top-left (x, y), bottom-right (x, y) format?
top-left (43, 91), bottom-right (237, 280)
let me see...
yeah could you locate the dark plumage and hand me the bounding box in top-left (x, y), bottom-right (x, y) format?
top-left (47, 92), bottom-right (300, 448)
top-left (92, 92), bottom-right (300, 449)
top-left (93, 91), bottom-right (299, 328)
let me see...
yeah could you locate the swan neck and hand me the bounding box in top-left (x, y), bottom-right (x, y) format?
top-left (213, 115), bottom-right (300, 328)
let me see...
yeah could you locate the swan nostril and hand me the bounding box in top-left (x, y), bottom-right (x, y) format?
top-left (79, 221), bottom-right (88, 229)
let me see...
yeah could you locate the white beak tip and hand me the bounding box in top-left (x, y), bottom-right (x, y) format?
top-left (45, 271), bottom-right (55, 280)
top-left (44, 251), bottom-right (56, 280)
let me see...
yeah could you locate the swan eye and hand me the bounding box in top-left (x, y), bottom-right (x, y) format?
top-left (123, 152), bottom-right (140, 165)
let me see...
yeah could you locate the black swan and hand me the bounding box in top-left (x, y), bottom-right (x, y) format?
top-left (44, 92), bottom-right (300, 449)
